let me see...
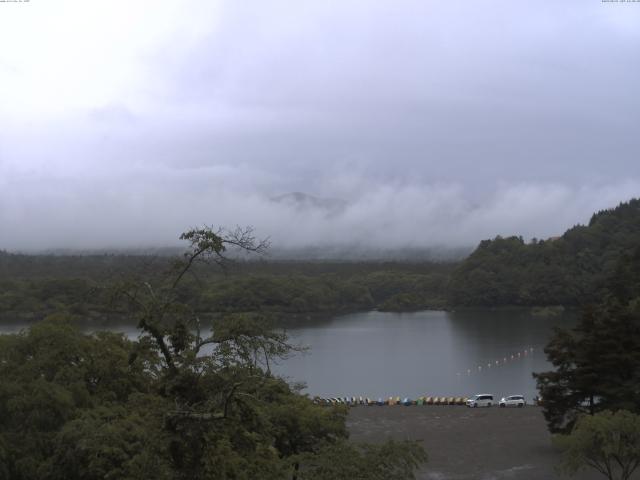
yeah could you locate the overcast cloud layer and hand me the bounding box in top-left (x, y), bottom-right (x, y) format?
top-left (1, 1), bottom-right (639, 251)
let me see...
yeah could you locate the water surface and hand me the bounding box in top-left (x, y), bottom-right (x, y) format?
top-left (273, 309), bottom-right (575, 401)
top-left (0, 309), bottom-right (574, 402)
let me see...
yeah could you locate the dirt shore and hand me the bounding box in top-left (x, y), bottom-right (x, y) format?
top-left (347, 405), bottom-right (629, 480)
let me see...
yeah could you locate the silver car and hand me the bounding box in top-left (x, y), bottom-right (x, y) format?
top-left (499, 395), bottom-right (525, 407)
top-left (466, 394), bottom-right (494, 407)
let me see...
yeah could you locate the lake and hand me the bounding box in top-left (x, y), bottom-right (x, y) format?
top-left (0, 308), bottom-right (575, 402)
top-left (273, 309), bottom-right (575, 401)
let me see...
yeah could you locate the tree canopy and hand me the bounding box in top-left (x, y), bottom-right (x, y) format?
top-left (449, 199), bottom-right (640, 307)
top-left (534, 247), bottom-right (640, 433)
top-left (0, 227), bottom-right (427, 479)
top-left (555, 410), bottom-right (640, 480)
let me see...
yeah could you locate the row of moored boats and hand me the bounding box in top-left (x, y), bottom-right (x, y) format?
top-left (313, 396), bottom-right (469, 406)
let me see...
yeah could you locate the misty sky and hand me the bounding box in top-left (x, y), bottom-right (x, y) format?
top-left (1, 1), bottom-right (639, 251)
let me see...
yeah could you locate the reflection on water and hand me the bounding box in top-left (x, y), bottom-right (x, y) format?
top-left (0, 309), bottom-right (576, 402)
top-left (273, 309), bottom-right (576, 400)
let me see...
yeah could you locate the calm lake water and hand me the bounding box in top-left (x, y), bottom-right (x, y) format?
top-left (0, 309), bottom-right (575, 402)
top-left (273, 309), bottom-right (576, 401)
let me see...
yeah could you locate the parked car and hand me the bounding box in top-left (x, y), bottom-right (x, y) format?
top-left (499, 395), bottom-right (525, 407)
top-left (466, 394), bottom-right (494, 407)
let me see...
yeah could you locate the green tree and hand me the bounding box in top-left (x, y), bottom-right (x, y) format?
top-left (295, 439), bottom-right (427, 480)
top-left (449, 199), bottom-right (640, 307)
top-left (0, 226), bottom-right (428, 479)
top-left (0, 314), bottom-right (150, 480)
top-left (555, 410), bottom-right (640, 480)
top-left (534, 249), bottom-right (640, 433)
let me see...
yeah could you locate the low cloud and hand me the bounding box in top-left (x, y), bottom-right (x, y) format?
top-left (0, 1), bottom-right (638, 254)
top-left (1, 161), bottom-right (637, 252)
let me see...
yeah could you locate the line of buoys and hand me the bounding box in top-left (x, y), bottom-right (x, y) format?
top-left (313, 396), bottom-right (469, 407)
top-left (457, 347), bottom-right (535, 377)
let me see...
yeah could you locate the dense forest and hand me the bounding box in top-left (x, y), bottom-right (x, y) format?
top-left (1, 199), bottom-right (640, 325)
top-left (448, 198), bottom-right (640, 307)
top-left (0, 253), bottom-right (453, 326)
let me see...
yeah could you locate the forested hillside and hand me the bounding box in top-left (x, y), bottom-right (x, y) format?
top-left (2, 199), bottom-right (639, 319)
top-left (0, 252), bottom-right (452, 325)
top-left (448, 199), bottom-right (640, 307)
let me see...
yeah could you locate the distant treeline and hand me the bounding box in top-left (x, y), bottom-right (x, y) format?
top-left (0, 253), bottom-right (453, 325)
top-left (1, 198), bottom-right (640, 322)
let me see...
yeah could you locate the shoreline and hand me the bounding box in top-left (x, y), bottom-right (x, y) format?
top-left (0, 305), bottom-right (578, 328)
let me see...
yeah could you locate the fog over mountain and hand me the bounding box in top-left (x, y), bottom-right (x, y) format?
top-left (1, 1), bottom-right (639, 252)
top-left (3, 180), bottom-right (639, 254)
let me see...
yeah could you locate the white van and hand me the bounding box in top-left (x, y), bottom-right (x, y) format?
top-left (499, 395), bottom-right (525, 407)
top-left (466, 394), bottom-right (494, 407)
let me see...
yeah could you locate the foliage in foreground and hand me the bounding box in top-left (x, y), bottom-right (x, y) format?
top-left (534, 247), bottom-right (640, 433)
top-left (0, 227), bottom-right (427, 479)
top-left (554, 410), bottom-right (640, 480)
top-left (294, 439), bottom-right (427, 480)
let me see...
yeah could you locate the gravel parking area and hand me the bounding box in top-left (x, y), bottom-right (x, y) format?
top-left (347, 406), bottom-right (624, 480)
